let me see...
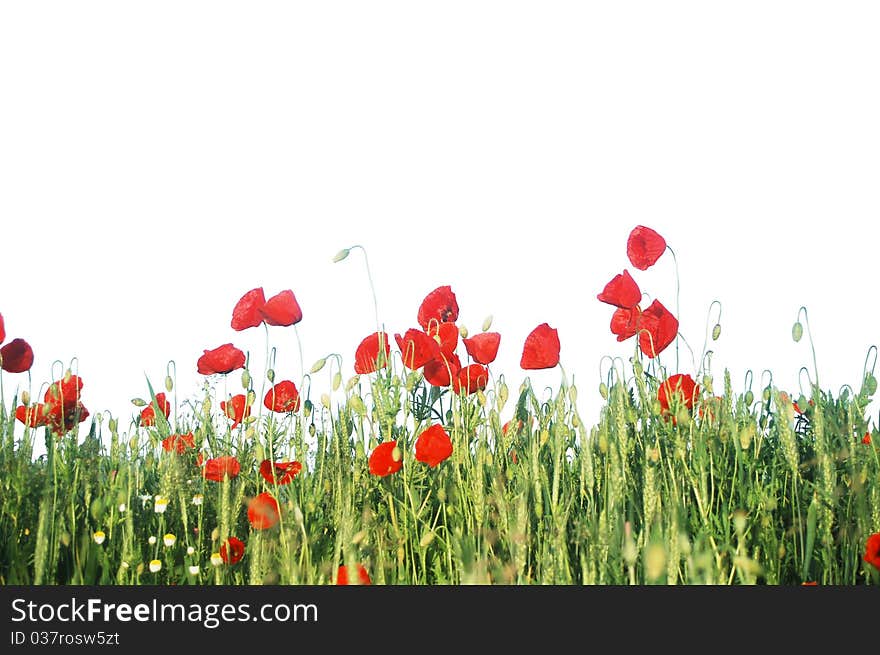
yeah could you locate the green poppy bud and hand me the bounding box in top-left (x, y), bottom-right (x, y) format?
top-left (711, 323), bottom-right (721, 341)
top-left (792, 321), bottom-right (803, 342)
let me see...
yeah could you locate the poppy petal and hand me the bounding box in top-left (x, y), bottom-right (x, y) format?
top-left (260, 289), bottom-right (303, 327)
top-left (520, 323), bottom-right (560, 370)
top-left (462, 332), bottom-right (501, 365)
top-left (424, 353), bottom-right (462, 387)
top-left (414, 424), bottom-right (453, 467)
top-left (417, 286), bottom-right (459, 331)
top-left (0, 338), bottom-right (34, 373)
top-left (354, 332), bottom-right (391, 374)
top-left (0, 313), bottom-right (5, 344)
top-left (368, 440), bottom-right (402, 477)
top-left (637, 300), bottom-right (678, 358)
top-left (395, 329), bottom-right (441, 370)
top-left (610, 306), bottom-right (641, 342)
top-left (247, 492), bottom-right (280, 530)
top-left (627, 225), bottom-right (667, 271)
top-left (231, 287), bottom-right (267, 331)
top-left (453, 363), bottom-right (489, 395)
top-left (263, 380), bottom-right (301, 413)
top-left (597, 270), bottom-right (641, 309)
top-left (197, 343), bottom-right (246, 375)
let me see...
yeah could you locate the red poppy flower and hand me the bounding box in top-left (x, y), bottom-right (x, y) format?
top-left (221, 394), bottom-right (251, 429)
top-left (354, 332), bottom-right (391, 374)
top-left (637, 300), bottom-right (678, 359)
top-left (610, 306), bottom-right (641, 342)
top-left (427, 322), bottom-right (459, 357)
top-left (424, 353), bottom-right (462, 387)
top-left (15, 403), bottom-right (50, 428)
top-left (203, 455), bottom-right (241, 482)
top-left (260, 289), bottom-right (303, 327)
top-left (658, 374), bottom-right (700, 413)
top-left (520, 323), bottom-right (560, 370)
top-left (597, 270), bottom-right (641, 309)
top-left (453, 363), bottom-right (489, 395)
top-left (197, 343), bottom-right (246, 375)
top-left (862, 432), bottom-right (872, 445)
top-left (336, 564), bottom-right (372, 585)
top-left (414, 424), bottom-right (453, 467)
top-left (395, 329), bottom-right (441, 370)
top-left (45, 374), bottom-right (84, 406)
top-left (140, 392), bottom-right (171, 426)
top-left (627, 225), bottom-right (667, 271)
top-left (264, 380), bottom-right (301, 413)
top-left (417, 285), bottom-right (459, 331)
top-left (0, 313), bottom-right (4, 343)
top-left (259, 459), bottom-right (303, 485)
top-left (864, 532), bottom-right (880, 571)
top-left (220, 536), bottom-right (246, 564)
top-left (0, 338), bottom-right (34, 373)
top-left (231, 287), bottom-right (267, 331)
top-left (801, 581), bottom-right (818, 586)
top-left (161, 432), bottom-right (195, 455)
top-left (247, 492), bottom-right (280, 530)
top-left (368, 440), bottom-right (402, 477)
top-left (463, 332), bottom-right (501, 365)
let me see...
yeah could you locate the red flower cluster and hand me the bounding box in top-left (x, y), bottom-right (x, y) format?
top-left (598, 226), bottom-right (677, 359)
top-left (161, 432), bottom-right (195, 455)
top-left (231, 287), bottom-right (303, 330)
top-left (15, 373), bottom-right (89, 436)
top-left (197, 343), bottom-right (246, 375)
top-left (259, 459), bottom-right (303, 485)
top-left (203, 455), bottom-right (241, 482)
top-left (0, 312), bottom-right (34, 374)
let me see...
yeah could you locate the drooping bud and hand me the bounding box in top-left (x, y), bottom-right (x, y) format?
top-left (711, 323), bottom-right (721, 341)
top-left (332, 371), bottom-right (342, 391)
top-left (241, 369), bottom-right (251, 389)
top-left (131, 397), bottom-right (147, 407)
top-left (332, 248), bottom-right (351, 263)
top-left (266, 368), bottom-right (275, 383)
top-left (165, 375), bottom-right (174, 393)
top-left (309, 358), bottom-right (327, 374)
top-left (792, 321), bottom-right (803, 343)
top-left (482, 315), bottom-right (493, 332)
top-left (20, 390), bottom-right (30, 406)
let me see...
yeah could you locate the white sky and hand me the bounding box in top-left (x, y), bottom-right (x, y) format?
top-left (2, 1), bottom-right (879, 444)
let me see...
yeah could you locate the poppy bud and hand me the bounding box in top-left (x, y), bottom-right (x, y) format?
top-left (792, 321), bottom-right (803, 343)
top-left (246, 390), bottom-right (256, 406)
top-left (863, 374), bottom-right (877, 396)
top-left (477, 390), bottom-right (487, 407)
top-left (712, 323), bottom-right (721, 341)
top-left (132, 397), bottom-right (147, 407)
top-left (20, 390), bottom-right (30, 406)
top-left (498, 382), bottom-right (508, 408)
top-left (332, 371), bottom-right (342, 391)
top-left (321, 393), bottom-right (331, 409)
top-left (745, 390), bottom-right (754, 406)
top-left (391, 445), bottom-right (402, 462)
top-left (303, 399), bottom-right (313, 416)
top-left (245, 426), bottom-right (256, 440)
top-left (702, 375), bottom-right (713, 394)
top-left (165, 375), bottom-right (174, 393)
top-left (355, 441), bottom-right (365, 459)
top-left (241, 369), bottom-right (251, 389)
top-left (420, 531), bottom-right (435, 548)
top-left (459, 325), bottom-right (469, 339)
top-left (482, 315), bottom-right (493, 332)
top-left (309, 358), bottom-right (326, 374)
top-left (346, 376), bottom-right (359, 393)
top-left (350, 396), bottom-right (366, 416)
top-left (293, 505), bottom-right (304, 526)
top-left (332, 248), bottom-right (350, 263)
top-left (108, 417), bottom-right (118, 433)
top-left (267, 368), bottom-right (276, 382)
top-left (308, 423), bottom-right (316, 437)
top-left (599, 383), bottom-right (609, 400)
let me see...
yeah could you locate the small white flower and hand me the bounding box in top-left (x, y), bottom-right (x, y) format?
top-left (186, 546), bottom-right (195, 555)
top-left (139, 494), bottom-right (151, 508)
top-left (93, 531), bottom-right (106, 545)
top-left (192, 494), bottom-right (204, 506)
top-left (149, 559), bottom-right (162, 573)
top-left (148, 536), bottom-right (157, 545)
top-left (188, 565), bottom-right (200, 576)
top-left (118, 503), bottom-right (126, 513)
top-left (154, 496), bottom-right (169, 514)
top-left (210, 552), bottom-right (223, 567)
top-left (163, 533), bottom-right (176, 547)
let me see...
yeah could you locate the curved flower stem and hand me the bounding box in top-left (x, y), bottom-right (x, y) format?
top-left (796, 306), bottom-right (820, 392)
top-left (862, 345), bottom-right (877, 382)
top-left (668, 246), bottom-right (681, 372)
top-left (337, 244), bottom-right (381, 337)
top-left (699, 300), bottom-right (722, 377)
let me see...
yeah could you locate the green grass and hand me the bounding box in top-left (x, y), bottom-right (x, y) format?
top-left (1, 348), bottom-right (878, 585)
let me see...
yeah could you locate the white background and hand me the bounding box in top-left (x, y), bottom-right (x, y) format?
top-left (1, 1), bottom-right (878, 442)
